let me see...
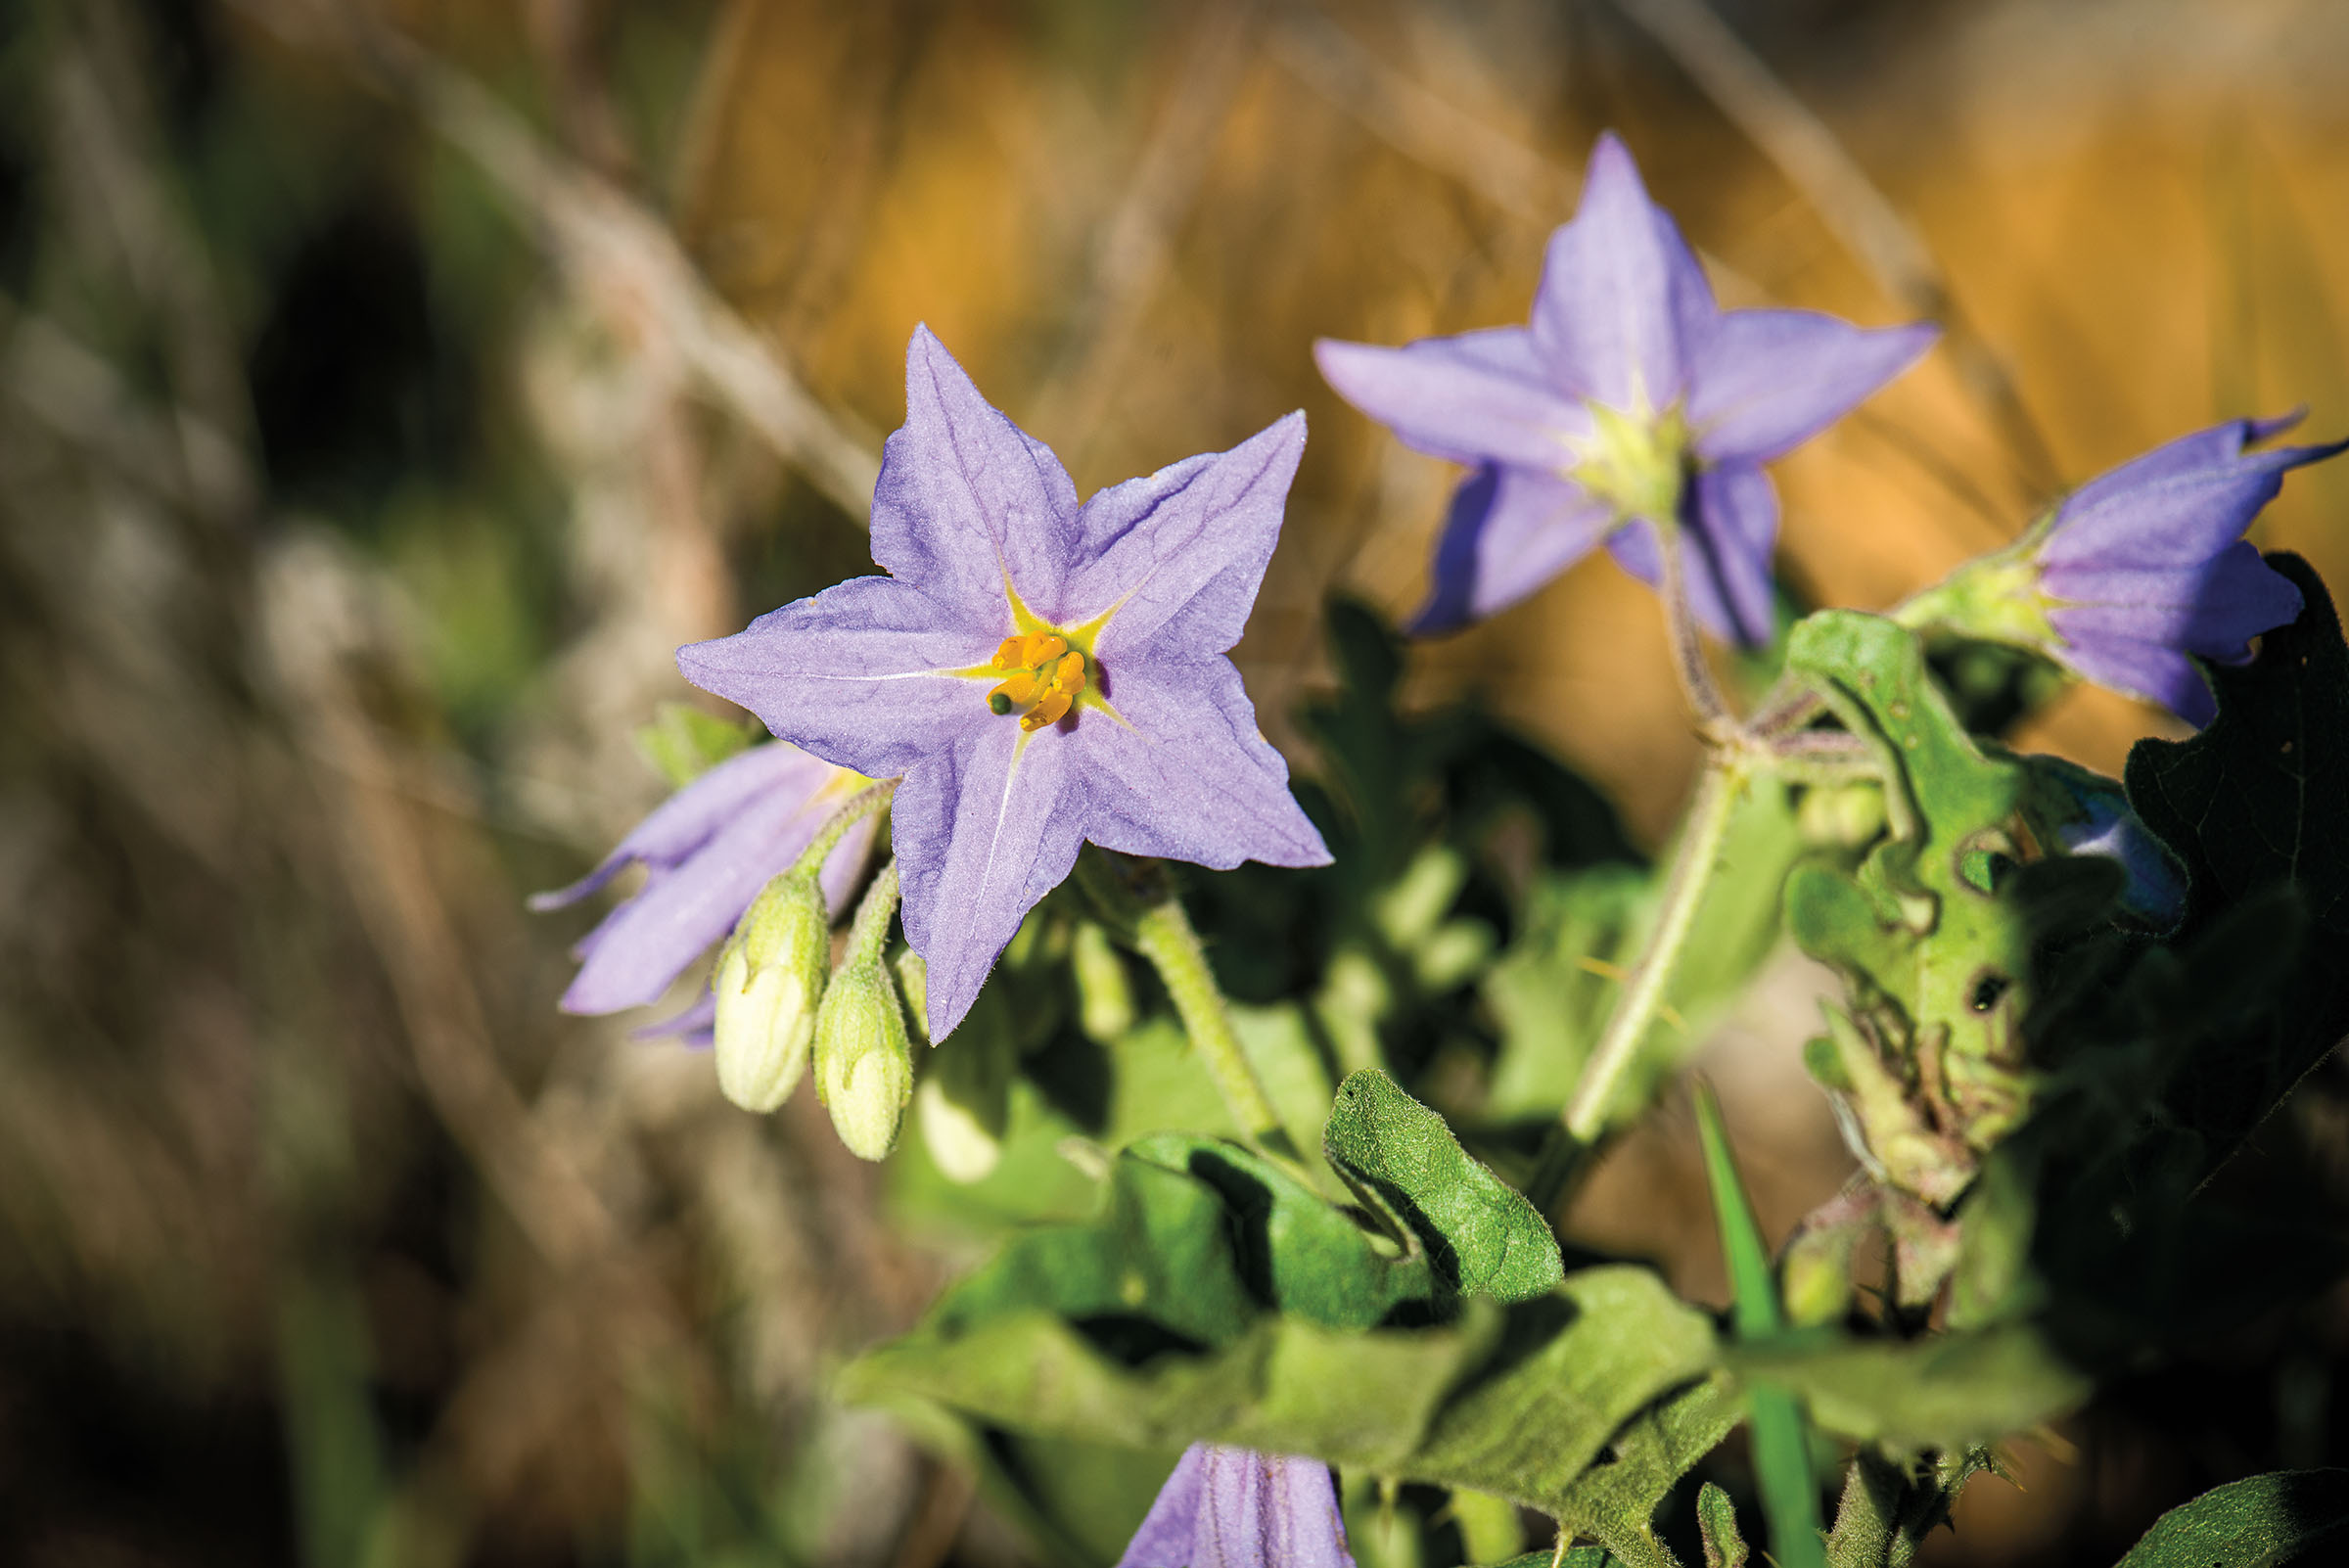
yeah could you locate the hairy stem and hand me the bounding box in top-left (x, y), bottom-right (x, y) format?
top-left (1130, 891), bottom-right (1302, 1162)
top-left (790, 777), bottom-right (898, 881)
top-left (844, 860), bottom-right (900, 969)
top-left (1658, 522), bottom-right (1733, 734)
top-left (1562, 758), bottom-right (1744, 1142)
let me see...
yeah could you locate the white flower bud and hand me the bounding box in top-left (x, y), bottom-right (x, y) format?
top-left (813, 963), bottom-right (914, 1161)
top-left (713, 872), bottom-right (828, 1113)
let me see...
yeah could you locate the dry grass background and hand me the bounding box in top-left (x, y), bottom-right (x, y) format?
top-left (1, 0), bottom-right (2346, 1564)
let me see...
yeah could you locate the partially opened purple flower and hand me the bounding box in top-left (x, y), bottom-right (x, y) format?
top-left (678, 327), bottom-right (1329, 1039)
top-left (1901, 413), bottom-right (2347, 725)
top-left (1117, 1445), bottom-right (1357, 1568)
top-left (1315, 132), bottom-right (1935, 644)
top-left (532, 741), bottom-right (875, 1031)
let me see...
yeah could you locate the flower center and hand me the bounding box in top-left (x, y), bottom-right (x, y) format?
top-left (1571, 402), bottom-right (1691, 525)
top-left (985, 632), bottom-right (1091, 731)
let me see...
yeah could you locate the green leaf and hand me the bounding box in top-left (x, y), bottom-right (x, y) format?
top-left (1729, 1323), bottom-right (2090, 1451)
top-left (930, 1134), bottom-right (1429, 1344)
top-left (1486, 781), bottom-right (1800, 1127)
top-left (1697, 1481), bottom-right (1749, 1568)
top-left (1323, 1069), bottom-right (1563, 1304)
top-left (2113, 1469), bottom-right (2349, 1567)
top-left (633, 701), bottom-right (760, 788)
top-left (2124, 552), bottom-right (2349, 1161)
top-left (1783, 610), bottom-right (2041, 1192)
top-left (844, 1268), bottom-right (1722, 1545)
top-left (1692, 1084), bottom-right (1819, 1568)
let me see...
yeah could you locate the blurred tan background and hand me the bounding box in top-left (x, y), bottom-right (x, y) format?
top-left (3, 0), bottom-right (2346, 1564)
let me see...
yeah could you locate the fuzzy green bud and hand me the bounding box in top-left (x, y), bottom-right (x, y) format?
top-left (813, 962), bottom-right (914, 1161)
top-left (713, 871), bottom-right (829, 1112)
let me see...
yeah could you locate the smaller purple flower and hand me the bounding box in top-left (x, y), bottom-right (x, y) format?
top-left (1314, 131), bottom-right (1935, 644)
top-left (678, 327), bottom-right (1330, 1040)
top-left (532, 741), bottom-right (875, 1031)
top-left (1117, 1446), bottom-right (1357, 1568)
top-left (1901, 413), bottom-right (2346, 726)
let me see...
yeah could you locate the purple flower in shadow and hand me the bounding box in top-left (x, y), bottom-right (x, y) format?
top-left (1117, 1446), bottom-right (1357, 1568)
top-left (677, 327), bottom-right (1329, 1039)
top-left (1903, 413), bottom-right (2345, 725)
top-left (531, 741), bottom-right (874, 1038)
top-left (2030, 414), bottom-right (2344, 725)
top-left (1315, 132), bottom-right (1935, 644)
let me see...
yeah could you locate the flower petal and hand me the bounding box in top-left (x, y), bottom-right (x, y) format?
top-left (1075, 656), bottom-right (1329, 870)
top-left (529, 742), bottom-right (835, 910)
top-left (874, 324), bottom-right (1083, 614)
top-left (2041, 541), bottom-right (2303, 662)
top-left (559, 782), bottom-right (857, 1013)
top-left (1313, 332), bottom-right (1588, 471)
top-left (634, 990), bottom-right (716, 1047)
top-left (1116, 1446), bottom-right (1211, 1568)
top-left (1189, 1449), bottom-right (1357, 1568)
top-left (677, 576), bottom-right (994, 779)
top-left (894, 720), bottom-right (1088, 1038)
top-left (1605, 462), bottom-right (1780, 646)
top-left (1685, 310), bottom-right (1936, 463)
top-left (1062, 412), bottom-right (1309, 655)
top-left (2046, 615), bottom-right (2218, 726)
top-left (2054, 411), bottom-right (2304, 526)
top-left (1532, 132), bottom-right (1713, 411)
top-left (1407, 463), bottom-right (1614, 634)
top-left (2040, 426), bottom-right (2349, 575)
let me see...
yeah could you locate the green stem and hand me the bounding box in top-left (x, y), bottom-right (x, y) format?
top-left (843, 860), bottom-right (900, 969)
top-left (1561, 758), bottom-right (1745, 1142)
top-left (1130, 891), bottom-right (1302, 1163)
top-left (1657, 522), bottom-right (1732, 735)
top-left (790, 778), bottom-right (898, 881)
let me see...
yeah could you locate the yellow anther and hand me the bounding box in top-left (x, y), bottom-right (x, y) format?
top-left (1021, 632), bottom-right (1068, 667)
top-left (1022, 690), bottom-right (1074, 731)
top-left (991, 636), bottom-right (1025, 670)
top-left (1053, 651), bottom-right (1087, 695)
top-left (990, 671), bottom-right (1039, 707)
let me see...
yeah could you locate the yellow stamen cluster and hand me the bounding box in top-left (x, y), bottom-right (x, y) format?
top-left (987, 632), bottom-right (1089, 731)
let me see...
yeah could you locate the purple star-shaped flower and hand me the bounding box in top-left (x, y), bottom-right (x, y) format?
top-left (1314, 131), bottom-right (1936, 644)
top-left (1117, 1446), bottom-right (1357, 1568)
top-left (2022, 413), bottom-right (2344, 725)
top-left (531, 740), bottom-right (874, 1036)
top-left (678, 327), bottom-right (1330, 1039)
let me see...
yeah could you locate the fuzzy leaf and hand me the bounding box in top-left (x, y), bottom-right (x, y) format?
top-left (845, 1202), bottom-right (1724, 1544)
top-left (1729, 1324), bottom-right (2090, 1450)
top-left (1324, 1069), bottom-right (1563, 1304)
top-left (2113, 1469), bottom-right (2349, 1567)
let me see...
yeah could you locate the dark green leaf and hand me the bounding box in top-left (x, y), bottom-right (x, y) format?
top-left (844, 1268), bottom-right (1722, 1540)
top-left (2113, 1468), bottom-right (2349, 1567)
top-left (2124, 552), bottom-right (2349, 1162)
top-left (1324, 1069), bottom-right (1563, 1304)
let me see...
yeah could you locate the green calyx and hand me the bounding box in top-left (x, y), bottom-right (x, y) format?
top-left (1571, 400), bottom-right (1692, 526)
top-left (1891, 543), bottom-right (2059, 652)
